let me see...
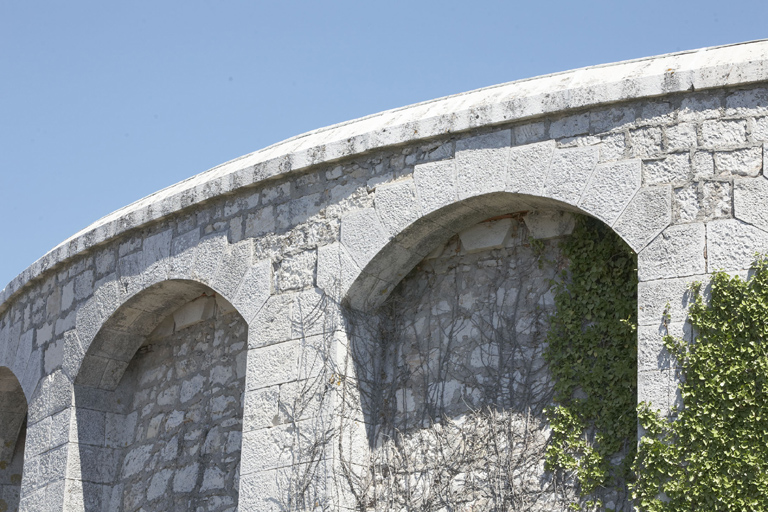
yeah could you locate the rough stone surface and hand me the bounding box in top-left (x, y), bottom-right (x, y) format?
top-left (638, 224), bottom-right (706, 281)
top-left (707, 219), bottom-right (768, 271)
top-left (507, 140), bottom-right (555, 195)
top-left (523, 210), bottom-right (576, 239)
top-left (578, 160), bottom-right (641, 225)
top-left (455, 130), bottom-right (511, 199)
top-left (613, 186), bottom-right (672, 252)
top-left (361, 219), bottom-right (630, 510)
top-left (714, 146), bottom-right (763, 176)
top-left (543, 146), bottom-right (599, 204)
top-left (77, 295), bottom-right (246, 512)
top-left (2, 42), bottom-right (768, 511)
top-left (457, 218), bottom-right (512, 253)
top-left (734, 176), bottom-right (768, 232)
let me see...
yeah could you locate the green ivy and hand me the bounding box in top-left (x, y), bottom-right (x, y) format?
top-left (632, 256), bottom-right (768, 511)
top-left (543, 216), bottom-right (638, 508)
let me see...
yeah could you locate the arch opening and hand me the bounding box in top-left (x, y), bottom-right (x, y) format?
top-left (73, 280), bottom-right (247, 511)
top-left (335, 195), bottom-right (638, 510)
top-left (344, 192), bottom-right (613, 311)
top-left (0, 367), bottom-right (27, 512)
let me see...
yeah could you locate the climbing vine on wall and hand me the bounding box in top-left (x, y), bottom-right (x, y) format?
top-left (632, 257), bottom-right (768, 511)
top-left (543, 216), bottom-right (638, 509)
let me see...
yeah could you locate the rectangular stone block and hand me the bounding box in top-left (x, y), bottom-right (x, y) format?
top-left (642, 153), bottom-right (690, 185)
top-left (700, 119), bottom-right (747, 148)
top-left (243, 385), bottom-right (279, 432)
top-left (212, 240), bottom-right (252, 299)
top-left (191, 234), bottom-right (228, 286)
top-left (28, 371), bottom-right (71, 424)
top-left (550, 113), bottom-right (589, 139)
top-left (290, 289), bottom-right (329, 340)
top-left (455, 130), bottom-right (511, 200)
top-left (98, 359), bottom-right (129, 391)
top-left (24, 417), bottom-right (51, 458)
top-left (73, 407), bottom-right (105, 447)
top-left (278, 379), bottom-right (327, 424)
top-left (105, 411), bottom-right (137, 449)
top-left (707, 219), bottom-right (768, 271)
top-left (665, 122), bottom-right (697, 151)
top-left (459, 218), bottom-right (512, 253)
top-left (507, 140), bottom-right (555, 195)
top-left (374, 179), bottom-right (421, 237)
top-left (316, 243), bottom-right (360, 302)
top-left (638, 369), bottom-right (672, 414)
top-left (232, 259), bottom-right (273, 324)
top-left (340, 208), bottom-right (391, 270)
top-left (630, 126), bottom-right (663, 159)
top-left (638, 322), bottom-right (689, 372)
top-left (275, 250), bottom-right (317, 293)
top-left (714, 146), bottom-right (763, 176)
top-left (637, 274), bottom-right (709, 326)
top-left (240, 423), bottom-right (299, 474)
top-left (734, 177), bottom-right (768, 232)
top-left (245, 339), bottom-right (300, 391)
top-left (238, 468), bottom-right (290, 511)
top-left (247, 294), bottom-right (294, 348)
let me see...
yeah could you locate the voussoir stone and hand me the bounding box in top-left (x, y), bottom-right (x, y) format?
top-left (613, 185), bottom-right (672, 252)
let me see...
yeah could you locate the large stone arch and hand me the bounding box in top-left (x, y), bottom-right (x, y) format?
top-left (0, 367), bottom-right (27, 512)
top-left (317, 139), bottom-right (646, 508)
top-left (322, 134), bottom-right (659, 309)
top-left (237, 134), bottom-right (655, 509)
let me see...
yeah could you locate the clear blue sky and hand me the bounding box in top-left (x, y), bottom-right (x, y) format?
top-left (1, 1), bottom-right (766, 290)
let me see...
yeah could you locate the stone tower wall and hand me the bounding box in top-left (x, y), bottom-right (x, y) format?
top-left (1, 41), bottom-right (768, 510)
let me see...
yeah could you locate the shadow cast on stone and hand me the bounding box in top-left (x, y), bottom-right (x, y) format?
top-left (73, 280), bottom-right (246, 512)
top-left (342, 207), bottom-right (579, 510)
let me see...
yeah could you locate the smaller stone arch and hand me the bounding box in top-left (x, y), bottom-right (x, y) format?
top-left (75, 280), bottom-right (218, 391)
top-left (70, 279), bottom-right (249, 511)
top-left (0, 366), bottom-right (27, 512)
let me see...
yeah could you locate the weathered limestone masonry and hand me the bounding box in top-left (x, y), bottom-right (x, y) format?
top-left (1, 40), bottom-right (768, 511)
top-left (365, 217), bottom-right (591, 510)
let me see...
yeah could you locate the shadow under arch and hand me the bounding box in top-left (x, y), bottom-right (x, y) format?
top-left (73, 279), bottom-right (248, 511)
top-left (0, 366), bottom-right (27, 512)
top-left (344, 192), bottom-right (628, 311)
top-left (338, 192), bottom-right (637, 510)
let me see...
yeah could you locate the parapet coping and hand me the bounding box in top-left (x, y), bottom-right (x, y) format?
top-left (3, 39), bottom-right (768, 312)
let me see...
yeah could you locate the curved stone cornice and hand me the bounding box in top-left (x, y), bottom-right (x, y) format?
top-left (3, 39), bottom-right (768, 312)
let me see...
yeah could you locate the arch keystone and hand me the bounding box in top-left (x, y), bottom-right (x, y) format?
top-left (414, 159), bottom-right (457, 215)
top-left (508, 140), bottom-right (556, 195)
top-left (456, 130), bottom-right (512, 200)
